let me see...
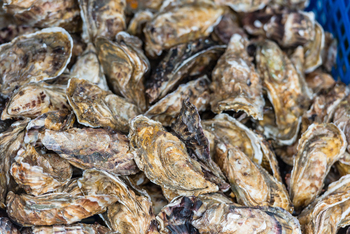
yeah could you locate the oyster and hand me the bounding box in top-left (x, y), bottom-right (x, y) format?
top-left (0, 27), bottom-right (73, 96)
top-left (145, 76), bottom-right (210, 126)
top-left (210, 34), bottom-right (264, 120)
top-left (256, 40), bottom-right (309, 145)
top-left (127, 10), bottom-right (154, 37)
top-left (42, 128), bottom-right (139, 175)
top-left (0, 217), bottom-right (20, 234)
top-left (71, 43), bottom-right (109, 90)
top-left (304, 22), bottom-right (325, 73)
top-left (145, 38), bottom-right (225, 104)
top-left (142, 183), bottom-right (168, 215)
top-left (143, 1), bottom-right (224, 57)
top-left (334, 96), bottom-right (350, 153)
top-left (96, 33), bottom-right (149, 111)
top-left (2, 0), bottom-right (81, 32)
top-left (157, 195), bottom-right (301, 233)
top-left (305, 70), bottom-right (336, 95)
top-left (213, 10), bottom-right (245, 44)
top-left (336, 152), bottom-right (350, 176)
top-left (79, 0), bottom-right (125, 42)
top-left (322, 32), bottom-right (337, 72)
top-left (129, 115), bottom-right (219, 197)
top-left (1, 81), bottom-right (70, 120)
top-left (290, 123), bottom-right (346, 211)
top-left (214, 0), bottom-right (270, 12)
top-left (66, 78), bottom-right (139, 133)
top-left (299, 174), bottom-right (350, 234)
top-left (10, 144), bottom-right (72, 196)
top-left (28, 223), bottom-right (111, 234)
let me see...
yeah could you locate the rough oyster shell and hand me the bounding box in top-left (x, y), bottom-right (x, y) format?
top-left (210, 34), bottom-right (264, 120)
top-left (336, 152), bottom-right (350, 177)
top-left (27, 223), bottom-right (111, 234)
top-left (304, 22), bottom-right (325, 73)
top-left (213, 10), bottom-right (245, 44)
top-left (127, 10), bottom-right (154, 37)
top-left (0, 217), bottom-right (20, 234)
top-left (306, 70), bottom-right (336, 96)
top-left (333, 96), bottom-right (350, 153)
top-left (10, 144), bottom-right (72, 196)
top-left (66, 78), bottom-right (139, 133)
top-left (322, 32), bottom-right (337, 72)
top-left (129, 115), bottom-right (219, 197)
top-left (42, 128), bottom-right (139, 175)
top-left (96, 33), bottom-right (149, 112)
top-left (145, 76), bottom-right (210, 126)
top-left (145, 38), bottom-right (225, 103)
top-left (143, 1), bottom-right (224, 57)
top-left (290, 123), bottom-right (347, 211)
top-left (0, 27), bottom-right (73, 96)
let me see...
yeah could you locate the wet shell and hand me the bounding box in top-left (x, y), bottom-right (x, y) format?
top-left (290, 123), bottom-right (347, 211)
top-left (42, 128), bottom-right (139, 175)
top-left (210, 34), bottom-right (265, 120)
top-left (143, 1), bottom-right (224, 57)
top-left (0, 27), bottom-right (73, 96)
top-left (304, 22), bottom-right (325, 73)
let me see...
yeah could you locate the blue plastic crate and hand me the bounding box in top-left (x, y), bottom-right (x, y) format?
top-left (306, 0), bottom-right (350, 84)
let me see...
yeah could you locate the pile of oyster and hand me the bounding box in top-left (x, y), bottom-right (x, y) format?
top-left (0, 0), bottom-right (348, 233)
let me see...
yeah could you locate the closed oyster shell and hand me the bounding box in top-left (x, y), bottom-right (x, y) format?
top-left (66, 78), bottom-right (139, 133)
top-left (304, 22), bottom-right (325, 73)
top-left (2, 0), bottom-right (81, 32)
top-left (79, 0), bottom-right (125, 42)
top-left (0, 217), bottom-right (20, 234)
top-left (129, 115), bottom-right (219, 197)
top-left (143, 1), bottom-right (223, 57)
top-left (42, 128), bottom-right (138, 175)
top-left (0, 27), bottom-right (73, 96)
top-left (71, 43), bottom-right (109, 90)
top-left (145, 76), bottom-right (210, 126)
top-left (306, 70), bottom-right (336, 96)
top-left (145, 38), bottom-right (225, 103)
top-left (10, 144), bottom-right (72, 196)
top-left (210, 34), bottom-right (264, 120)
top-left (1, 82), bottom-right (70, 120)
top-left (290, 123), bottom-right (347, 211)
top-left (28, 223), bottom-right (111, 234)
top-left (96, 33), bottom-right (149, 111)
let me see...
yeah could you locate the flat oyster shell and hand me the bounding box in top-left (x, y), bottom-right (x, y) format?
top-left (0, 27), bottom-right (73, 96)
top-left (290, 123), bottom-right (347, 211)
top-left (145, 38), bottom-right (225, 103)
top-left (143, 1), bottom-right (223, 57)
top-left (42, 128), bottom-right (138, 175)
top-left (210, 34), bottom-right (264, 120)
top-left (28, 223), bottom-right (111, 234)
top-left (10, 144), bottom-right (72, 196)
top-left (1, 82), bottom-right (70, 120)
top-left (129, 115), bottom-right (219, 197)
top-left (145, 76), bottom-right (210, 126)
top-left (71, 43), bottom-right (109, 90)
top-left (96, 33), bottom-right (149, 112)
top-left (79, 0), bottom-right (126, 42)
top-left (0, 217), bottom-right (20, 234)
top-left (66, 78), bottom-right (139, 133)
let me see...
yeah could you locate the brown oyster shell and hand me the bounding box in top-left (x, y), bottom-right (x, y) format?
top-left (143, 1), bottom-right (224, 57)
top-left (145, 76), bottom-right (210, 126)
top-left (322, 32), bottom-right (337, 72)
top-left (304, 22), bottom-right (325, 73)
top-left (10, 144), bottom-right (72, 196)
top-left (1, 82), bottom-right (70, 120)
top-left (42, 128), bottom-right (138, 175)
top-left (215, 0), bottom-right (270, 12)
top-left (213, 10), bottom-right (246, 44)
top-left (71, 43), bottom-right (109, 90)
top-left (96, 33), bottom-right (149, 112)
top-left (129, 115), bottom-right (219, 197)
top-left (0, 217), bottom-right (20, 234)
top-left (0, 27), bottom-right (73, 96)
top-left (126, 0), bottom-right (163, 13)
top-left (79, 0), bottom-right (125, 42)
top-left (66, 78), bottom-right (139, 133)
top-left (210, 34), bottom-right (264, 120)
top-left (306, 70), bottom-right (336, 96)
top-left (127, 10), bottom-right (154, 37)
top-left (334, 96), bottom-right (350, 154)
top-left (290, 123), bottom-right (347, 211)
top-left (28, 223), bottom-right (111, 234)
top-left (145, 38), bottom-right (225, 104)
top-left (336, 152), bottom-right (350, 177)
top-left (2, 0), bottom-right (81, 32)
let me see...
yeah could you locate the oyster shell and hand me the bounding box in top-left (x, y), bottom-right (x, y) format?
top-left (305, 70), bottom-right (336, 96)
top-left (96, 33), bottom-right (149, 111)
top-left (322, 32), bottom-right (337, 72)
top-left (10, 144), bottom-right (72, 196)
top-left (42, 128), bottom-right (138, 175)
top-left (334, 96), bottom-right (350, 153)
top-left (210, 34), bottom-right (265, 120)
top-left (299, 174), bottom-right (350, 234)
top-left (129, 115), bottom-right (219, 197)
top-left (213, 10), bottom-right (245, 44)
top-left (214, 0), bottom-right (270, 12)
top-left (145, 38), bottom-right (225, 103)
top-left (336, 152), bottom-right (350, 176)
top-left (1, 81), bottom-right (70, 120)
top-left (66, 78), bottom-right (139, 133)
top-left (143, 1), bottom-right (224, 57)
top-left (0, 217), bottom-right (20, 234)
top-left (28, 223), bottom-right (111, 234)
top-left (0, 27), bottom-right (73, 96)
top-left (127, 10), bottom-right (154, 37)
top-left (256, 40), bottom-right (309, 145)
top-left (142, 183), bottom-right (168, 215)
top-left (145, 76), bottom-right (210, 126)
top-left (2, 0), bottom-right (81, 32)
top-left (304, 22), bottom-right (325, 73)
top-left (71, 43), bottom-right (109, 90)
top-left (290, 123), bottom-right (347, 211)
top-left (79, 0), bottom-right (125, 42)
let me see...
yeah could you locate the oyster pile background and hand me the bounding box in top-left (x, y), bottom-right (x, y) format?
top-left (0, 0), bottom-right (348, 233)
